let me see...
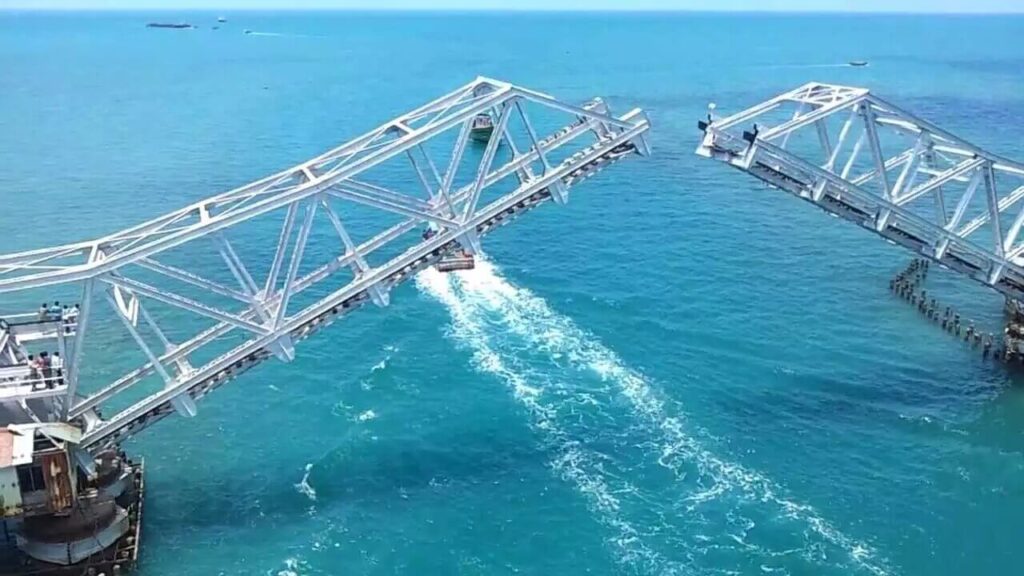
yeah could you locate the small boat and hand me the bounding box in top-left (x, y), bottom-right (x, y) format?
top-left (469, 114), bottom-right (494, 143)
top-left (435, 249), bottom-right (476, 273)
top-left (849, 60), bottom-right (869, 67)
top-left (244, 29), bottom-right (253, 35)
top-left (146, 22), bottom-right (192, 29)
top-left (422, 228), bottom-right (476, 272)
top-left (218, 16), bottom-right (227, 23)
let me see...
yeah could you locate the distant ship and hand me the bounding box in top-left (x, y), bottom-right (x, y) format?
top-left (217, 16), bottom-right (227, 23)
top-left (849, 60), bottom-right (869, 67)
top-left (146, 22), bottom-right (192, 29)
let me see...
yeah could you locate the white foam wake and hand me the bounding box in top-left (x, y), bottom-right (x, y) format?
top-left (416, 268), bottom-right (671, 574)
top-left (295, 462), bottom-right (317, 502)
top-left (449, 260), bottom-right (891, 576)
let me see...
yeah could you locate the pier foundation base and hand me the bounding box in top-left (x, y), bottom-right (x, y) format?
top-left (0, 458), bottom-right (143, 576)
top-left (1003, 298), bottom-right (1024, 360)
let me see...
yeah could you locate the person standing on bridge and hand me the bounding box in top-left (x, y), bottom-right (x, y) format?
top-left (39, 352), bottom-right (52, 388)
top-left (32, 354), bottom-right (47, 389)
top-left (51, 352), bottom-right (64, 386)
top-left (27, 354), bottom-right (39, 389)
top-left (38, 303), bottom-right (49, 321)
top-left (61, 304), bottom-right (73, 334)
top-left (65, 304), bottom-right (79, 334)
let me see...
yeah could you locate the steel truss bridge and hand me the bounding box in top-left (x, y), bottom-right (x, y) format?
top-left (698, 82), bottom-right (1024, 301)
top-left (0, 78), bottom-right (650, 460)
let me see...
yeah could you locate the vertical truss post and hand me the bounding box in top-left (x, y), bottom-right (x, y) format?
top-left (493, 106), bottom-right (533, 185)
top-left (418, 144), bottom-right (444, 189)
top-left (217, 234), bottom-right (260, 296)
top-left (416, 145), bottom-right (456, 217)
top-left (55, 320), bottom-right (68, 420)
top-left (462, 101), bottom-right (515, 223)
top-left (517, 100), bottom-right (567, 204)
top-left (862, 103), bottom-right (892, 198)
top-left (319, 197), bottom-right (389, 307)
top-left (273, 201), bottom-right (317, 330)
top-left (406, 148), bottom-right (459, 220)
top-left (934, 185), bottom-right (949, 227)
top-left (138, 301), bottom-right (194, 374)
top-left (780, 103), bottom-right (806, 149)
top-left (824, 108), bottom-right (857, 172)
top-left (892, 136), bottom-right (927, 199)
top-left (516, 100), bottom-right (551, 174)
top-left (877, 134), bottom-right (927, 231)
top-left (440, 118), bottom-right (473, 217)
top-left (217, 233), bottom-right (296, 361)
top-left (862, 103), bottom-right (895, 231)
top-left (1003, 193), bottom-right (1024, 257)
top-left (934, 170), bottom-right (983, 259)
top-left (105, 290), bottom-right (197, 417)
top-left (813, 110), bottom-right (857, 202)
top-left (840, 130), bottom-right (866, 180)
top-left (983, 161), bottom-right (1007, 284)
top-left (815, 119), bottom-right (832, 159)
top-left (263, 202), bottom-right (299, 299)
top-left (407, 149), bottom-right (436, 200)
top-left (62, 278), bottom-right (94, 419)
top-left (984, 162), bottom-right (1004, 257)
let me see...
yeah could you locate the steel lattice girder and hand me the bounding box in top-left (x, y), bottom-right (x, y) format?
top-left (0, 77), bottom-right (651, 453)
top-left (696, 81), bottom-right (1024, 299)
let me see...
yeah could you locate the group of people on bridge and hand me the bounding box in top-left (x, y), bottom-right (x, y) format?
top-left (38, 300), bottom-right (80, 334)
top-left (0, 301), bottom-right (79, 393)
top-left (26, 350), bottom-right (64, 390)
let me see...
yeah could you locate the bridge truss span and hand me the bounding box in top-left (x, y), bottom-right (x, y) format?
top-left (0, 77), bottom-right (651, 454)
top-left (697, 82), bottom-right (1024, 300)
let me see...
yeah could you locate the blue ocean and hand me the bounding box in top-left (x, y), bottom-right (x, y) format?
top-left (2, 9), bottom-right (1024, 576)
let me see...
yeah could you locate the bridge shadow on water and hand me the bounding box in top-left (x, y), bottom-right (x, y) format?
top-left (145, 423), bottom-right (561, 534)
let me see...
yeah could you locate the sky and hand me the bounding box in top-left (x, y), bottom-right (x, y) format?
top-left (2, 0), bottom-right (1022, 12)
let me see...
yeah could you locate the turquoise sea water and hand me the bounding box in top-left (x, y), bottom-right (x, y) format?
top-left (2, 10), bottom-right (1024, 576)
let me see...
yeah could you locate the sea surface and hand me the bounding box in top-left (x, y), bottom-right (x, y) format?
top-left (2, 10), bottom-right (1024, 576)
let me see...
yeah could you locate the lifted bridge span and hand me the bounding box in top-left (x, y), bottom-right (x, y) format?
top-left (0, 77), bottom-right (651, 461)
top-left (697, 82), bottom-right (1024, 302)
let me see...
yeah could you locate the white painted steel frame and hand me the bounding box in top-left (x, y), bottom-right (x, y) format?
top-left (0, 77), bottom-right (651, 454)
top-left (697, 82), bottom-right (1024, 300)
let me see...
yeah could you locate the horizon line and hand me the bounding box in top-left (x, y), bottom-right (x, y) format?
top-left (4, 6), bottom-right (1024, 13)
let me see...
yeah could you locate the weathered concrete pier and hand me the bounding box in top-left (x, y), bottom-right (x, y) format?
top-left (888, 259), bottom-right (1007, 361)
